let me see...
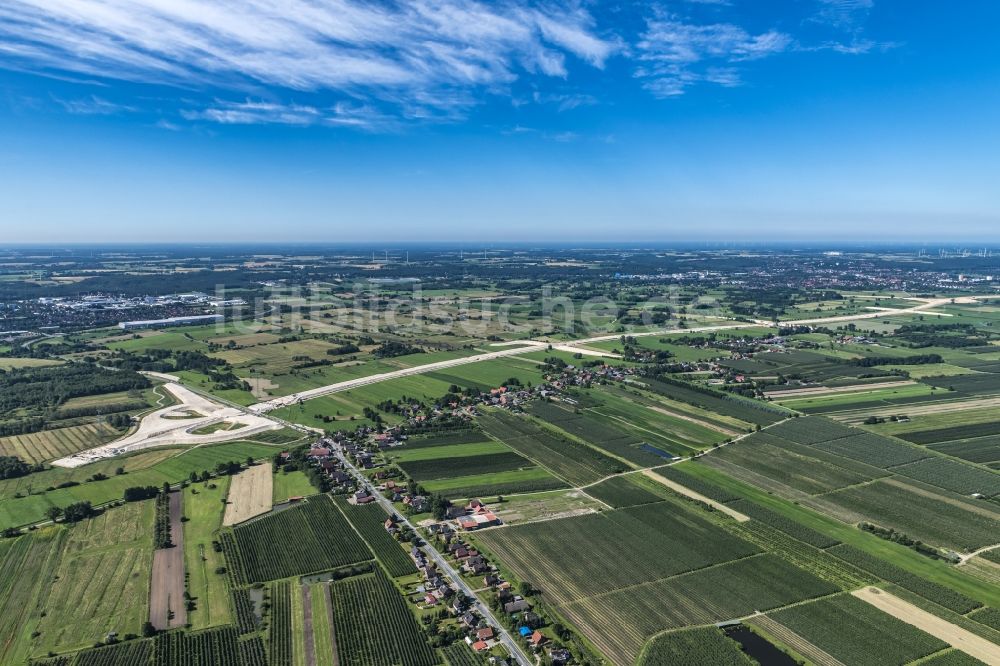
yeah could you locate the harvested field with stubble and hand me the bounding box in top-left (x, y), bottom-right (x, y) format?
top-left (0, 422), bottom-right (121, 464)
top-left (223, 463), bottom-right (273, 526)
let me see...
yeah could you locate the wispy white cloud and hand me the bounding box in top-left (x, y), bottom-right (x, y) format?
top-left (56, 94), bottom-right (135, 114)
top-left (813, 0), bottom-right (875, 29)
top-left (180, 98), bottom-right (396, 130)
top-left (0, 0), bottom-right (620, 124)
top-left (532, 91), bottom-right (598, 111)
top-left (635, 14), bottom-right (791, 97)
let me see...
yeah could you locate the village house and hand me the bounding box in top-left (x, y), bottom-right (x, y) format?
top-left (504, 597), bottom-right (530, 613)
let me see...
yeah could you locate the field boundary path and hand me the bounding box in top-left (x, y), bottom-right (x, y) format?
top-left (302, 584), bottom-right (316, 666)
top-left (852, 586), bottom-right (1000, 665)
top-left (642, 469), bottom-right (750, 521)
top-left (324, 584), bottom-right (340, 666)
top-left (150, 491), bottom-right (187, 630)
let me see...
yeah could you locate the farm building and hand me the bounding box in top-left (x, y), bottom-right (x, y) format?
top-left (458, 512), bottom-right (499, 530)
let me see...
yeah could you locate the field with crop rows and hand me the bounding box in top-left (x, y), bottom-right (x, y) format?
top-left (558, 554), bottom-right (837, 664)
top-left (894, 457), bottom-right (1000, 497)
top-left (332, 497), bottom-right (417, 577)
top-left (930, 435), bottom-right (1000, 466)
top-left (727, 499), bottom-right (840, 548)
top-left (0, 421), bottom-right (121, 464)
top-left (328, 569), bottom-right (437, 666)
top-left (398, 451), bottom-right (533, 481)
top-left (585, 475), bottom-right (664, 508)
top-left (477, 501), bottom-right (759, 606)
top-left (813, 433), bottom-right (930, 468)
top-left (637, 627), bottom-right (754, 666)
top-left (421, 467), bottom-right (568, 499)
top-left (0, 528), bottom-right (68, 664)
top-left (641, 378), bottom-right (789, 426)
top-left (827, 545), bottom-right (983, 613)
top-left (898, 420), bottom-right (1000, 445)
top-left (232, 588), bottom-right (259, 635)
top-left (650, 464), bottom-right (742, 503)
top-left (822, 480), bottom-right (998, 552)
top-left (767, 594), bottom-right (947, 666)
top-left (267, 580), bottom-right (293, 666)
top-left (71, 639), bottom-right (152, 666)
top-left (441, 643), bottom-right (484, 666)
top-left (710, 432), bottom-right (870, 495)
top-left (918, 649), bottom-right (995, 666)
top-left (224, 496), bottom-right (371, 584)
top-left (528, 400), bottom-right (668, 466)
top-left (477, 410), bottom-right (623, 485)
top-left (766, 416), bottom-right (858, 444)
top-left (153, 626), bottom-right (247, 666)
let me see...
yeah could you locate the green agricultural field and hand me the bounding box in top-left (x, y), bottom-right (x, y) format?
top-left (268, 580), bottom-right (294, 666)
top-left (558, 554), bottom-right (836, 664)
top-left (328, 569), bottom-right (438, 666)
top-left (822, 479), bottom-right (999, 552)
top-left (0, 441), bottom-right (282, 529)
top-left (674, 462), bottom-right (1000, 608)
top-left (766, 594), bottom-right (947, 666)
top-left (528, 399), bottom-right (675, 466)
top-left (183, 477), bottom-right (233, 630)
top-left (585, 474), bottom-right (665, 508)
top-left (386, 439), bottom-right (509, 462)
top-left (223, 495), bottom-right (371, 584)
top-left (398, 451), bottom-right (533, 481)
top-left (420, 466), bottom-right (567, 499)
top-left (477, 409), bottom-right (624, 486)
top-left (107, 330), bottom-right (210, 353)
top-left (708, 431), bottom-right (872, 495)
top-left (333, 497), bottom-right (416, 577)
top-left (0, 527), bottom-right (68, 664)
top-left (893, 456), bottom-right (1000, 497)
top-left (777, 382), bottom-right (940, 413)
top-left (272, 469), bottom-right (316, 502)
top-left (476, 501), bottom-right (760, 608)
top-left (930, 435), bottom-right (1000, 466)
top-left (637, 627), bottom-right (754, 666)
top-left (32, 501), bottom-right (154, 656)
top-left (603, 384), bottom-right (753, 434)
top-left (0, 357), bottom-right (63, 370)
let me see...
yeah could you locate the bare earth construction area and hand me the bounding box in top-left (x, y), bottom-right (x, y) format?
top-left (52, 382), bottom-right (280, 468)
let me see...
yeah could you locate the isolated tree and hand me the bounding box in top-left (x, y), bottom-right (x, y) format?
top-left (45, 506), bottom-right (63, 523)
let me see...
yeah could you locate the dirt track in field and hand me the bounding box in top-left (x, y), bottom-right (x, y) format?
top-left (149, 492), bottom-right (186, 630)
top-left (302, 585), bottom-right (316, 666)
top-left (223, 463), bottom-right (273, 526)
top-left (642, 469), bottom-right (750, 522)
top-left (853, 587), bottom-right (1000, 665)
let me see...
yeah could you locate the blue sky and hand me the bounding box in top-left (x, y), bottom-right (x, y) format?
top-left (0, 0), bottom-right (998, 243)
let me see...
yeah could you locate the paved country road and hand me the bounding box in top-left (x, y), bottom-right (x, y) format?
top-left (331, 443), bottom-right (534, 666)
top-left (251, 295), bottom-right (971, 413)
